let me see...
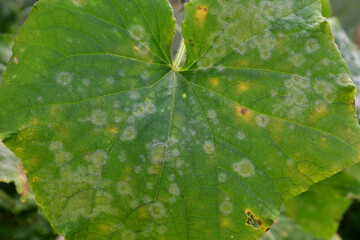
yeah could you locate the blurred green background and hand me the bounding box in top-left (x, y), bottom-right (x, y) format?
top-left (0, 0), bottom-right (360, 239)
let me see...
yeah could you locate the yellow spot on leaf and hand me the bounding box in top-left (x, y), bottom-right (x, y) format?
top-left (33, 176), bottom-right (38, 182)
top-left (235, 106), bottom-right (253, 123)
top-left (133, 46), bottom-right (140, 54)
top-left (238, 83), bottom-right (250, 92)
top-left (209, 78), bottom-right (219, 87)
top-left (221, 217), bottom-right (233, 228)
top-left (97, 223), bottom-right (116, 233)
top-left (109, 126), bottom-right (119, 134)
top-left (195, 5), bottom-right (208, 28)
top-left (138, 205), bottom-right (149, 219)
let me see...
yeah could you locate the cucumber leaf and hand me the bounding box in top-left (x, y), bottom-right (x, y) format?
top-left (1, 1), bottom-right (360, 239)
top-left (329, 18), bottom-right (360, 122)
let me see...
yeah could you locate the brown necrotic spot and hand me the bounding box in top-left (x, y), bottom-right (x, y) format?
top-left (241, 108), bottom-right (247, 115)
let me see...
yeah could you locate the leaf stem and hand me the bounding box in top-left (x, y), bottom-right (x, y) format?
top-left (173, 38), bottom-right (186, 71)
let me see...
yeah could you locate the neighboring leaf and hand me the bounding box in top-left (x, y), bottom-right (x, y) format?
top-left (1, 1), bottom-right (360, 239)
top-left (330, 0), bottom-right (360, 40)
top-left (337, 201), bottom-right (360, 240)
top-left (0, 0), bottom-right (38, 34)
top-left (260, 211), bottom-right (342, 240)
top-left (285, 171), bottom-right (360, 239)
top-left (0, 33), bottom-right (13, 80)
top-left (329, 18), bottom-right (360, 122)
top-left (0, 182), bottom-right (57, 240)
top-left (345, 162), bottom-right (360, 184)
top-left (0, 142), bottom-right (25, 194)
top-left (321, 0), bottom-right (331, 18)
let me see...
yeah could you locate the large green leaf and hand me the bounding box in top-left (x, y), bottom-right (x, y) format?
top-left (285, 171), bottom-right (360, 239)
top-left (1, 0), bottom-right (360, 239)
top-left (329, 18), bottom-right (360, 122)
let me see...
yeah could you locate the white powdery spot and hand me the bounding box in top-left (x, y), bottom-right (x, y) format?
top-left (141, 71), bottom-right (150, 81)
top-left (287, 106), bottom-right (304, 120)
top-left (113, 101), bottom-right (121, 108)
top-left (286, 75), bottom-right (310, 89)
top-left (150, 143), bottom-right (167, 164)
top-left (321, 58), bottom-right (330, 66)
top-left (305, 39), bottom-right (320, 54)
top-left (171, 149), bottom-right (179, 157)
top-left (117, 181), bottom-right (132, 196)
top-left (56, 72), bottom-right (72, 86)
top-left (129, 91), bottom-right (140, 100)
top-left (286, 90), bottom-right (308, 106)
top-left (146, 182), bottom-right (153, 189)
top-left (91, 109), bottom-right (107, 126)
top-left (106, 77), bottom-right (115, 85)
top-left (157, 226), bottom-right (167, 235)
top-left (145, 101), bottom-right (156, 114)
top-left (336, 73), bottom-right (352, 87)
top-left (256, 115), bottom-right (269, 128)
top-left (134, 166), bottom-right (142, 174)
top-left (314, 80), bottom-right (336, 103)
top-left (169, 183), bottom-right (181, 196)
top-left (118, 70), bottom-right (126, 77)
top-left (237, 131), bottom-right (246, 140)
top-left (121, 230), bottom-right (136, 240)
top-left (54, 152), bottom-right (72, 165)
top-left (270, 89), bottom-right (278, 97)
top-left (207, 110), bottom-right (217, 119)
top-left (49, 141), bottom-right (63, 152)
top-left (218, 172), bottom-right (227, 183)
top-left (114, 116), bottom-right (122, 123)
top-left (120, 126), bottom-right (137, 141)
top-left (220, 201), bottom-right (233, 214)
top-left (203, 141), bottom-right (215, 155)
top-left (149, 202), bottom-right (166, 219)
top-left (118, 152), bottom-right (126, 162)
top-left (289, 53), bottom-right (305, 67)
top-left (129, 25), bottom-right (145, 40)
top-left (232, 159), bottom-right (255, 177)
top-left (287, 159), bottom-right (295, 167)
top-left (130, 200), bottom-right (139, 209)
top-left (82, 79), bottom-right (90, 86)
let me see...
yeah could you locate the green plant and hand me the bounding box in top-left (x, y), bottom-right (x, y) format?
top-left (1, 0), bottom-right (360, 239)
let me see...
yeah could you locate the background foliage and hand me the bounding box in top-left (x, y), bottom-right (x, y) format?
top-left (0, 0), bottom-right (360, 239)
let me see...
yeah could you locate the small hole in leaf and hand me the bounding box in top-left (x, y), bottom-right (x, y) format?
top-left (245, 209), bottom-right (261, 229)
